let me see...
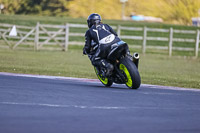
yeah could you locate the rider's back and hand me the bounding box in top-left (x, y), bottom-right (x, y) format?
top-left (88, 24), bottom-right (120, 45)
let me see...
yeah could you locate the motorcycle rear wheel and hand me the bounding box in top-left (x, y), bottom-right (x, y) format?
top-left (119, 57), bottom-right (141, 89)
top-left (94, 67), bottom-right (113, 87)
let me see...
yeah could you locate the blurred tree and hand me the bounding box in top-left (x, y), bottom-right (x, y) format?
top-left (1, 0), bottom-right (200, 25)
top-left (0, 0), bottom-right (23, 14)
top-left (126, 0), bottom-right (200, 25)
top-left (67, 0), bottom-right (165, 20)
top-left (0, 0), bottom-right (70, 16)
top-left (16, 0), bottom-right (42, 14)
top-left (68, 0), bottom-right (122, 20)
top-left (39, 0), bottom-right (69, 16)
top-left (158, 0), bottom-right (200, 24)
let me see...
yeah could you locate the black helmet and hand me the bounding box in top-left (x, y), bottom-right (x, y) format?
top-left (87, 13), bottom-right (101, 28)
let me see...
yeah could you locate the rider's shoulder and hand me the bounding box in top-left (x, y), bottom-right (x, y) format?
top-left (101, 24), bottom-right (112, 30)
top-left (85, 29), bottom-right (92, 36)
top-left (100, 23), bottom-right (109, 27)
top-left (85, 29), bottom-right (89, 34)
top-left (104, 24), bottom-right (112, 28)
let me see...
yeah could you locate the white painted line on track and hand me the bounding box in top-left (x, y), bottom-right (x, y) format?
top-left (0, 101), bottom-right (127, 110)
top-left (1, 101), bottom-right (200, 111)
top-left (0, 72), bottom-right (199, 92)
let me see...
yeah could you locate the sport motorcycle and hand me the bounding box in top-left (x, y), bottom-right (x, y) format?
top-left (92, 41), bottom-right (141, 89)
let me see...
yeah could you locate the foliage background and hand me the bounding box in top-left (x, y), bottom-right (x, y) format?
top-left (0, 0), bottom-right (200, 25)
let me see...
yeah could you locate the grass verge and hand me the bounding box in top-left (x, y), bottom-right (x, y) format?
top-left (0, 48), bottom-right (199, 89)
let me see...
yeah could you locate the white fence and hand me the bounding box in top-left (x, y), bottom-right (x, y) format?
top-left (117, 26), bottom-right (199, 57)
top-left (0, 22), bottom-right (199, 57)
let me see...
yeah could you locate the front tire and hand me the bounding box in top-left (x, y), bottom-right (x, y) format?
top-left (119, 57), bottom-right (141, 89)
top-left (94, 67), bottom-right (113, 87)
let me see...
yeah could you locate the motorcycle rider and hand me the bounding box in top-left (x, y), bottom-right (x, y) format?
top-left (83, 13), bottom-right (128, 76)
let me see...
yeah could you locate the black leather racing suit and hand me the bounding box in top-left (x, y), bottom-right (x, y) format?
top-left (83, 23), bottom-right (121, 69)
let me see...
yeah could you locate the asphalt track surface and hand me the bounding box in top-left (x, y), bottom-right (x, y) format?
top-left (0, 72), bottom-right (200, 133)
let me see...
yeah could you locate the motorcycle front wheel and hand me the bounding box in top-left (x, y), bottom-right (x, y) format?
top-left (119, 57), bottom-right (141, 89)
top-left (94, 67), bottom-right (113, 87)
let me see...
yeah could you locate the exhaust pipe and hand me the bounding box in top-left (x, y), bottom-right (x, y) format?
top-left (132, 52), bottom-right (139, 68)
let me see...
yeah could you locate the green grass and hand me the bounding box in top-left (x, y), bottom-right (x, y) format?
top-left (0, 48), bottom-right (199, 89)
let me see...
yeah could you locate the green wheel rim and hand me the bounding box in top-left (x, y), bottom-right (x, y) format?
top-left (119, 64), bottom-right (132, 87)
top-left (94, 68), bottom-right (108, 85)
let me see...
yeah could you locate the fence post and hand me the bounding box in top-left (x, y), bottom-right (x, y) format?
top-left (117, 25), bottom-right (121, 37)
top-left (64, 23), bottom-right (69, 51)
top-left (142, 26), bottom-right (147, 54)
top-left (169, 27), bottom-right (173, 57)
top-left (195, 30), bottom-right (199, 58)
top-left (34, 22), bottom-right (39, 51)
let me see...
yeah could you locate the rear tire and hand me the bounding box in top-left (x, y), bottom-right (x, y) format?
top-left (119, 57), bottom-right (141, 89)
top-left (94, 67), bottom-right (113, 87)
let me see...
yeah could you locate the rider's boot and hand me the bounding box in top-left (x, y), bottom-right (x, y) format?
top-left (105, 63), bottom-right (114, 76)
top-left (100, 59), bottom-right (114, 77)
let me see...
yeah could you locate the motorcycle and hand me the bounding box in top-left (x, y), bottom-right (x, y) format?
top-left (92, 41), bottom-right (141, 89)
